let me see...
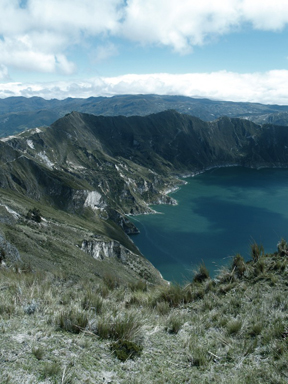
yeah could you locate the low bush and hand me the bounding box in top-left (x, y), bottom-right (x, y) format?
top-left (26, 207), bottom-right (42, 223)
top-left (110, 339), bottom-right (143, 361)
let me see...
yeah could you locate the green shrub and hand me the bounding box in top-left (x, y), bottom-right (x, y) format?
top-left (110, 339), bottom-right (143, 361)
top-left (26, 207), bottom-right (42, 223)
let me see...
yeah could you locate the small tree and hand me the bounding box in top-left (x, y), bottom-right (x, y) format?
top-left (26, 208), bottom-right (42, 223)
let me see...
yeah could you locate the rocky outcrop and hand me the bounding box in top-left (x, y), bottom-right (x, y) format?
top-left (81, 237), bottom-right (126, 261)
top-left (81, 236), bottom-right (162, 282)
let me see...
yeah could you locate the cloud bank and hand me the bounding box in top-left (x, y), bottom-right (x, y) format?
top-left (1, 70), bottom-right (288, 105)
top-left (1, 0), bottom-right (288, 74)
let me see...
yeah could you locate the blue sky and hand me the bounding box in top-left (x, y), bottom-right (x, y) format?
top-left (1, 0), bottom-right (288, 104)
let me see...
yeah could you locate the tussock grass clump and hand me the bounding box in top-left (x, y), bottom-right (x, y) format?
top-left (155, 301), bottom-right (170, 315)
top-left (128, 279), bottom-right (148, 292)
top-left (151, 283), bottom-right (188, 308)
top-left (41, 361), bottom-right (61, 379)
top-left (277, 238), bottom-right (288, 256)
top-left (193, 262), bottom-right (210, 283)
top-left (32, 345), bottom-right (44, 360)
top-left (165, 312), bottom-right (183, 334)
top-left (56, 308), bottom-right (88, 334)
top-left (226, 319), bottom-right (242, 335)
top-left (247, 321), bottom-right (263, 337)
top-left (81, 290), bottom-right (103, 314)
top-left (251, 242), bottom-right (265, 262)
top-left (231, 254), bottom-right (246, 278)
top-left (188, 345), bottom-right (209, 367)
top-left (103, 273), bottom-right (120, 290)
top-left (96, 312), bottom-right (141, 341)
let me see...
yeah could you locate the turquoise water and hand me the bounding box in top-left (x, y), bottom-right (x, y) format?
top-left (129, 167), bottom-right (288, 283)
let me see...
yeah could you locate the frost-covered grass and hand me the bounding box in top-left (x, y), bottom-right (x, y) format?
top-left (0, 247), bottom-right (288, 383)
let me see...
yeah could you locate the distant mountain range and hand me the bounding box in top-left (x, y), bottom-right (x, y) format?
top-left (2, 94), bottom-right (288, 137)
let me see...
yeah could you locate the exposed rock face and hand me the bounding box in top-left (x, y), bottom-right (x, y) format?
top-left (84, 191), bottom-right (106, 209)
top-left (81, 237), bottom-right (162, 281)
top-left (81, 238), bottom-right (125, 261)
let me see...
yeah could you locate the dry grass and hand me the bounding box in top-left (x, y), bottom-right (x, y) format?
top-left (0, 244), bottom-right (288, 383)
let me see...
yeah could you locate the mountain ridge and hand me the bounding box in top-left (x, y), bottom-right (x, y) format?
top-left (2, 94), bottom-right (288, 137)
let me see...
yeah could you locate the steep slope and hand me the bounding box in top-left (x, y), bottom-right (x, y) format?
top-left (1, 110), bottom-right (288, 282)
top-left (2, 110), bottom-right (288, 214)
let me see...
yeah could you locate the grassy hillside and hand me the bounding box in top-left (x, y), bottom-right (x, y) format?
top-left (0, 243), bottom-right (287, 383)
top-left (0, 188), bottom-right (163, 286)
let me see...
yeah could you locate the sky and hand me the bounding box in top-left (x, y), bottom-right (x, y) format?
top-left (1, 0), bottom-right (288, 104)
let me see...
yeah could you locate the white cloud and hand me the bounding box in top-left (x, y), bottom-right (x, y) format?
top-left (1, 1), bottom-right (288, 74)
top-left (240, 0), bottom-right (288, 30)
top-left (121, 0), bottom-right (241, 52)
top-left (0, 36), bottom-right (75, 74)
top-left (120, 0), bottom-right (288, 52)
top-left (0, 0), bottom-right (124, 74)
top-left (1, 70), bottom-right (288, 105)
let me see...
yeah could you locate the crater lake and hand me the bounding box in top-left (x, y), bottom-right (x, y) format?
top-left (129, 167), bottom-right (288, 283)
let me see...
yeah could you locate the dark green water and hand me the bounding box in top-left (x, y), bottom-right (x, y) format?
top-left (129, 167), bottom-right (288, 283)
